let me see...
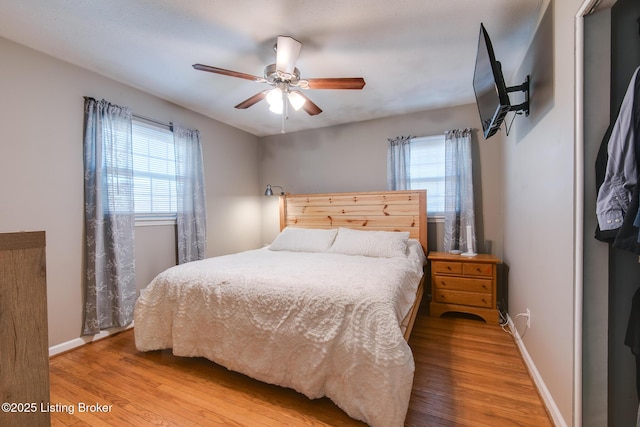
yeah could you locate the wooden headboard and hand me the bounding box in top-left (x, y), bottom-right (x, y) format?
top-left (279, 190), bottom-right (427, 254)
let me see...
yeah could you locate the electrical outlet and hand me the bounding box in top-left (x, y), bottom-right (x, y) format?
top-left (526, 308), bottom-right (531, 328)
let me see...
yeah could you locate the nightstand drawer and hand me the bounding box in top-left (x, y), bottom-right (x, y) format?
top-left (435, 289), bottom-right (493, 308)
top-left (462, 263), bottom-right (494, 277)
top-left (432, 261), bottom-right (462, 275)
top-left (433, 275), bottom-right (492, 293)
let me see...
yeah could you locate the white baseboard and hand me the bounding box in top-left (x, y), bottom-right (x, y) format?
top-left (506, 314), bottom-right (567, 427)
top-left (49, 323), bottom-right (134, 357)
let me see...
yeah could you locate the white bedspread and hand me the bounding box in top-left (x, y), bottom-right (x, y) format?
top-left (134, 243), bottom-right (425, 427)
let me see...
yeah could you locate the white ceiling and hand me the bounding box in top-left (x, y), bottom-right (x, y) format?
top-left (0, 0), bottom-right (544, 136)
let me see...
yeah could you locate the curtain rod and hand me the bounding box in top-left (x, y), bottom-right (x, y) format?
top-left (133, 113), bottom-right (171, 129)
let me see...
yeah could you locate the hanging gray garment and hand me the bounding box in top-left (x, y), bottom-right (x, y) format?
top-left (596, 67), bottom-right (640, 231)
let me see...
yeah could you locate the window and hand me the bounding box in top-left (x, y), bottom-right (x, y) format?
top-left (131, 119), bottom-right (178, 220)
top-left (408, 135), bottom-right (446, 216)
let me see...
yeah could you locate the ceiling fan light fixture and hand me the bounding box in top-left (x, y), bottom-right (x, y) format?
top-left (266, 87), bottom-right (284, 114)
top-left (288, 91), bottom-right (306, 111)
top-left (269, 101), bottom-right (283, 114)
top-left (266, 87), bottom-right (282, 105)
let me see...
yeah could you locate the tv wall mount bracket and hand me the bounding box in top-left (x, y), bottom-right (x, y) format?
top-left (506, 75), bottom-right (530, 116)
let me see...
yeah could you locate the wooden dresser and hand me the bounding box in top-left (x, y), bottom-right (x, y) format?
top-left (0, 232), bottom-right (50, 426)
top-left (428, 252), bottom-right (501, 325)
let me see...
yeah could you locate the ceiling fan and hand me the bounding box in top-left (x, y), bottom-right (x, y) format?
top-left (193, 36), bottom-right (366, 118)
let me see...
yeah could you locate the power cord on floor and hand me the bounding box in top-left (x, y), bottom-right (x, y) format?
top-left (500, 311), bottom-right (529, 339)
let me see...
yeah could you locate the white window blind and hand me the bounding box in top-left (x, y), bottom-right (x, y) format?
top-left (131, 119), bottom-right (177, 219)
top-left (409, 135), bottom-right (446, 216)
top-left (102, 122), bottom-right (135, 214)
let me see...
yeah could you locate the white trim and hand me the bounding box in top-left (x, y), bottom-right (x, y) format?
top-left (506, 314), bottom-right (567, 427)
top-left (48, 323), bottom-right (134, 357)
top-left (573, 3), bottom-right (588, 426)
top-left (572, 1), bottom-right (615, 424)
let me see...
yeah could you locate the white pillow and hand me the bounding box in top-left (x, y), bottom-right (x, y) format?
top-left (329, 227), bottom-right (410, 258)
top-left (268, 227), bottom-right (338, 253)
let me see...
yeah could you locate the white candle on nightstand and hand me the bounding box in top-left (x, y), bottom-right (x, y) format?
top-left (463, 225), bottom-right (476, 256)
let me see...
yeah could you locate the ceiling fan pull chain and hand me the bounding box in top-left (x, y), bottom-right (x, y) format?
top-left (283, 89), bottom-right (288, 119)
top-left (281, 89), bottom-right (289, 133)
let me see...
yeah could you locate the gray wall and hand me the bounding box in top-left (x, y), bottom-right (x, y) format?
top-left (0, 36), bottom-right (262, 347)
top-left (259, 103), bottom-right (505, 260)
top-left (502, 0), bottom-right (582, 423)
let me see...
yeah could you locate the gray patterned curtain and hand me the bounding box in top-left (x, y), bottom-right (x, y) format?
top-left (82, 97), bottom-right (136, 335)
top-left (443, 128), bottom-right (476, 253)
top-left (387, 136), bottom-right (412, 190)
top-left (173, 123), bottom-right (207, 263)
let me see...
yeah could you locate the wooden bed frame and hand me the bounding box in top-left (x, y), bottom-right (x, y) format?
top-left (279, 190), bottom-right (427, 341)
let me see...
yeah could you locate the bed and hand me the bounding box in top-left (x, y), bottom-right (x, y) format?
top-left (134, 190), bottom-right (427, 427)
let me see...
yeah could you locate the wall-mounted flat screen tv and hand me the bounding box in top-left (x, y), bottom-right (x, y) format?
top-left (473, 23), bottom-right (511, 139)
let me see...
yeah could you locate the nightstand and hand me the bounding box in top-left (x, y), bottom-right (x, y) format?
top-left (427, 252), bottom-right (501, 325)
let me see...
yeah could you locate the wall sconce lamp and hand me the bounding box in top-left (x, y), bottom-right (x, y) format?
top-left (264, 184), bottom-right (285, 196)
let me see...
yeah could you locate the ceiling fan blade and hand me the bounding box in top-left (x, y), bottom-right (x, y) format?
top-left (305, 78), bottom-right (366, 90)
top-left (234, 91), bottom-right (268, 109)
top-left (293, 91), bottom-right (323, 116)
top-left (276, 36), bottom-right (302, 75)
top-left (192, 64), bottom-right (262, 82)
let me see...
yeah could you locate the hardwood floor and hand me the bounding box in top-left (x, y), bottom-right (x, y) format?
top-left (406, 313), bottom-right (552, 426)
top-left (48, 309), bottom-right (552, 426)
